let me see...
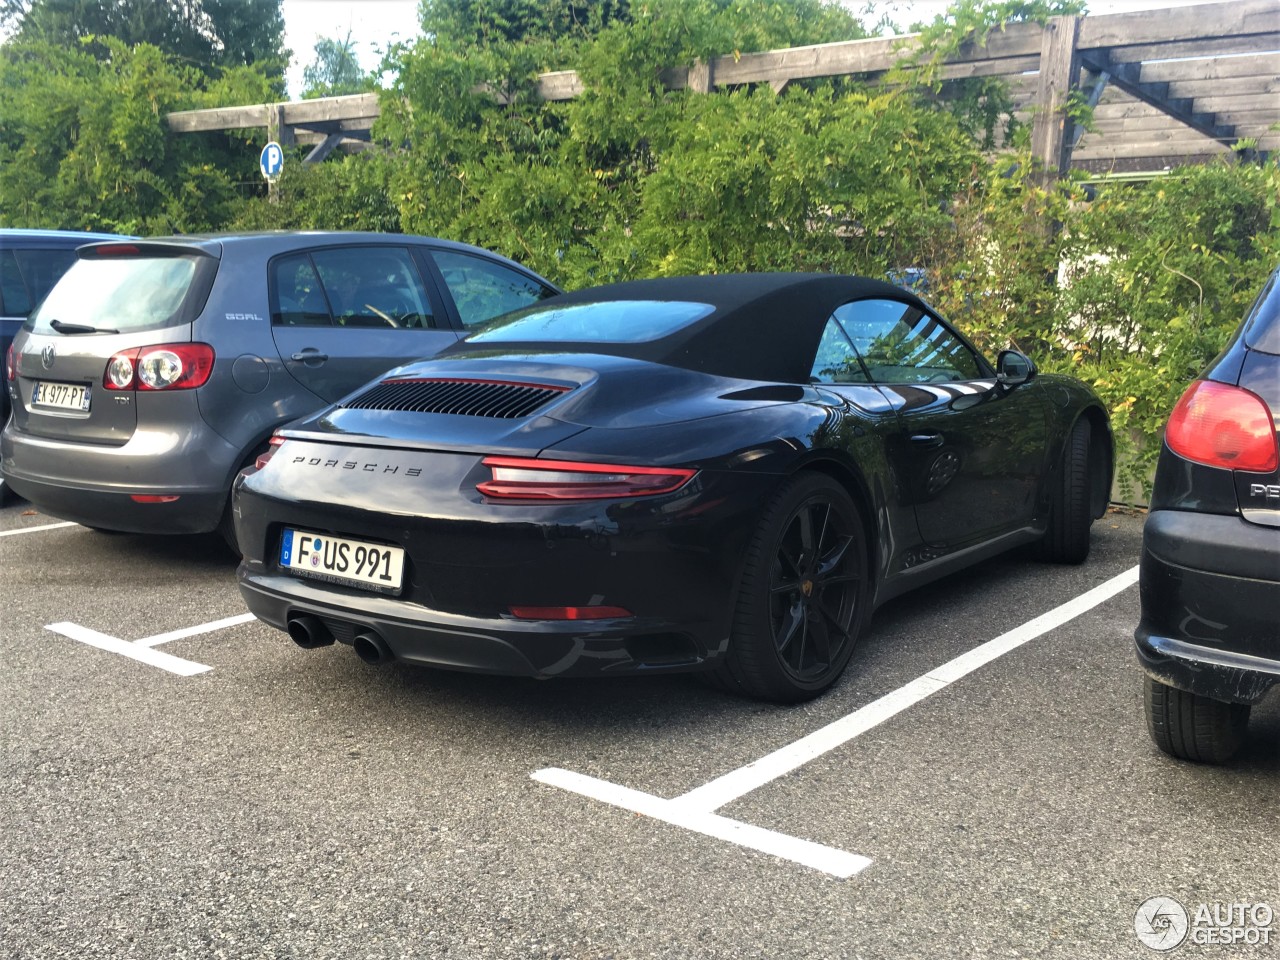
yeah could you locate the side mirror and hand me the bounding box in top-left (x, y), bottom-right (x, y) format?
top-left (996, 349), bottom-right (1036, 389)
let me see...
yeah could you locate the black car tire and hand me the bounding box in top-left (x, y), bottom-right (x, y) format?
top-left (1144, 675), bottom-right (1250, 763)
top-left (1037, 417), bottom-right (1092, 564)
top-left (715, 472), bottom-right (869, 703)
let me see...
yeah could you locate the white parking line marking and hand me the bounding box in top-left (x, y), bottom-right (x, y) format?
top-left (532, 768), bottom-right (872, 879)
top-left (135, 613), bottom-right (257, 648)
top-left (46, 622), bottom-right (213, 676)
top-left (675, 564), bottom-right (1141, 813)
top-left (0, 522), bottom-right (77, 538)
top-left (44, 613), bottom-right (258, 675)
top-left (534, 563), bottom-right (1140, 877)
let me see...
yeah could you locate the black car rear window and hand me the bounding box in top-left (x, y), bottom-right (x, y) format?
top-left (27, 253), bottom-right (213, 335)
top-left (1243, 269), bottom-right (1280, 355)
top-left (467, 300), bottom-right (715, 344)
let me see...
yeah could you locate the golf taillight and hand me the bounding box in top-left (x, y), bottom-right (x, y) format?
top-left (1165, 380), bottom-right (1278, 473)
top-left (477, 457), bottom-right (697, 500)
top-left (254, 434), bottom-right (286, 470)
top-left (103, 343), bottom-right (214, 391)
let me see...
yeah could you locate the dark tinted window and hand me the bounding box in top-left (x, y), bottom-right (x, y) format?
top-left (0, 249), bottom-right (27, 316)
top-left (833, 299), bottom-right (982, 384)
top-left (431, 251), bottom-right (554, 329)
top-left (1243, 269), bottom-right (1280, 355)
top-left (468, 300), bottom-right (715, 344)
top-left (29, 255), bottom-right (204, 334)
top-left (271, 247), bottom-right (436, 330)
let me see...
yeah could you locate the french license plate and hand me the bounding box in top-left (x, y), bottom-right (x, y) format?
top-left (33, 381), bottom-right (91, 412)
top-left (280, 528), bottom-right (405, 592)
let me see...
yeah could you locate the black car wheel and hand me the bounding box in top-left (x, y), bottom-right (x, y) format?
top-left (1037, 417), bottom-right (1092, 564)
top-left (717, 472), bottom-right (869, 703)
top-left (1144, 675), bottom-right (1250, 763)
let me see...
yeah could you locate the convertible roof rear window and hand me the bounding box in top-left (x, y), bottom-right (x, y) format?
top-left (468, 300), bottom-right (715, 344)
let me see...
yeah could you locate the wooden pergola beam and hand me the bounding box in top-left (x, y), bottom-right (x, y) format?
top-left (1080, 50), bottom-right (1236, 144)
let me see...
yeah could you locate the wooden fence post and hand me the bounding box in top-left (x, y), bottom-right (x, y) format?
top-left (1030, 15), bottom-right (1082, 186)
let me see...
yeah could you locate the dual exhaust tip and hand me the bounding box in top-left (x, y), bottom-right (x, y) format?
top-left (285, 613), bottom-right (392, 665)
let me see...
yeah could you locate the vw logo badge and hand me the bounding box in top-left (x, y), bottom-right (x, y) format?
top-left (40, 344), bottom-right (56, 369)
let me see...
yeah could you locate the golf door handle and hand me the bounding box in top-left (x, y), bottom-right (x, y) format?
top-left (910, 433), bottom-right (944, 448)
top-left (291, 349), bottom-right (328, 363)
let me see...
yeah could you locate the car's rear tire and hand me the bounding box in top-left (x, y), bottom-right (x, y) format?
top-left (1037, 417), bottom-right (1092, 564)
top-left (713, 472), bottom-right (869, 703)
top-left (1144, 675), bottom-right (1250, 763)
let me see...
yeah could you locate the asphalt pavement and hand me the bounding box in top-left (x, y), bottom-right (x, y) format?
top-left (2, 501), bottom-right (1276, 960)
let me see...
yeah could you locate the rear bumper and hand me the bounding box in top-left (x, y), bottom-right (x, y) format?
top-left (1135, 509), bottom-right (1280, 704)
top-left (239, 569), bottom-right (719, 678)
top-left (0, 418), bottom-right (238, 533)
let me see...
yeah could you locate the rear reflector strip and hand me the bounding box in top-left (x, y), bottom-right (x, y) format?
top-left (508, 606), bottom-right (633, 621)
top-left (130, 495), bottom-right (180, 504)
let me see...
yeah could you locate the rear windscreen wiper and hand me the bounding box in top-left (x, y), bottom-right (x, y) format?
top-left (50, 319), bottom-right (120, 335)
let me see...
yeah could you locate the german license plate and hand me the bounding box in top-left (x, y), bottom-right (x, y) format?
top-left (33, 381), bottom-right (91, 412)
top-left (280, 529), bottom-right (405, 592)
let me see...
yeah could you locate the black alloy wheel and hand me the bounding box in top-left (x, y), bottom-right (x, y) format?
top-left (716, 472), bottom-right (869, 702)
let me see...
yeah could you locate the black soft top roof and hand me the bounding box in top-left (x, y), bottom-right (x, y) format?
top-left (455, 273), bottom-right (927, 384)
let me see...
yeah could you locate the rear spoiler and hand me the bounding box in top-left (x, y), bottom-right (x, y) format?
top-left (78, 240), bottom-right (221, 260)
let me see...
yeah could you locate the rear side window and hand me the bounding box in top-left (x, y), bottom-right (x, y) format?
top-left (1, 247), bottom-right (78, 318)
top-left (430, 250), bottom-right (555, 329)
top-left (271, 247), bottom-right (436, 330)
top-left (28, 254), bottom-right (209, 334)
top-left (1243, 269), bottom-right (1280, 355)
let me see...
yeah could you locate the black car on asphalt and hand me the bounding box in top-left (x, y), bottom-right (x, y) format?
top-left (1137, 265), bottom-right (1280, 762)
top-left (233, 273), bottom-right (1114, 702)
top-left (2, 232), bottom-right (558, 543)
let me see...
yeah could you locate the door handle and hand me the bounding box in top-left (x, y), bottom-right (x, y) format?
top-left (291, 350), bottom-right (328, 363)
top-left (910, 433), bottom-right (944, 448)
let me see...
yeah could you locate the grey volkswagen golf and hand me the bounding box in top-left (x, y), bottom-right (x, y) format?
top-left (1, 232), bottom-right (559, 546)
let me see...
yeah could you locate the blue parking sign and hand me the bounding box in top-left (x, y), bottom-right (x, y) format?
top-left (260, 141), bottom-right (284, 180)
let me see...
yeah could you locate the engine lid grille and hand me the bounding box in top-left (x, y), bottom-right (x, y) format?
top-left (343, 377), bottom-right (570, 419)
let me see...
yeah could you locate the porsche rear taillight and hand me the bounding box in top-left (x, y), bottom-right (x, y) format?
top-left (1165, 380), bottom-right (1278, 472)
top-left (254, 434), bottom-right (286, 470)
top-left (104, 343), bottom-right (214, 391)
top-left (477, 457), bottom-right (697, 501)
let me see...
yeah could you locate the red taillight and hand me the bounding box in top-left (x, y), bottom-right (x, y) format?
top-left (1166, 380), bottom-right (1279, 472)
top-left (4, 344), bottom-right (14, 382)
top-left (508, 605), bottom-right (633, 620)
top-left (477, 456), bottom-right (697, 500)
top-left (103, 343), bottom-right (214, 391)
top-left (254, 434), bottom-right (286, 470)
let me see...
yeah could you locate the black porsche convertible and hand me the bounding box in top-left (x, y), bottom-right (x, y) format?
top-left (233, 273), bottom-right (1113, 701)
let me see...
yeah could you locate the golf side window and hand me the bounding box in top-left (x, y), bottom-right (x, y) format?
top-left (430, 250), bottom-right (556, 330)
top-left (271, 247), bottom-right (436, 330)
top-left (832, 299), bottom-right (982, 384)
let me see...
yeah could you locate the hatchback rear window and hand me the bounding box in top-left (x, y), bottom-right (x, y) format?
top-left (27, 253), bottom-right (212, 335)
top-left (467, 300), bottom-right (715, 344)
